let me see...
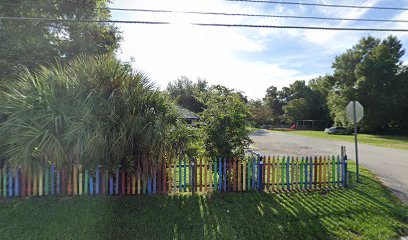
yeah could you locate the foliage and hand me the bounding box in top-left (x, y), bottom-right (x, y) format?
top-left (259, 36), bottom-right (408, 133)
top-left (197, 85), bottom-right (252, 158)
top-left (248, 99), bottom-right (274, 127)
top-left (282, 98), bottom-right (310, 123)
top-left (166, 76), bottom-right (208, 113)
top-left (0, 0), bottom-right (121, 81)
top-left (259, 80), bottom-right (330, 126)
top-left (329, 35), bottom-right (407, 132)
top-left (0, 55), bottom-right (178, 173)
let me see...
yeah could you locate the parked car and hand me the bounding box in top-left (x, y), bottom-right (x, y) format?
top-left (324, 126), bottom-right (350, 135)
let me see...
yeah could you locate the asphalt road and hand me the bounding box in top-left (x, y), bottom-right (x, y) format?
top-left (250, 129), bottom-right (408, 204)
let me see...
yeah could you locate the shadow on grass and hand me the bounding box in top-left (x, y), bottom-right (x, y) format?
top-left (1, 174), bottom-right (407, 239)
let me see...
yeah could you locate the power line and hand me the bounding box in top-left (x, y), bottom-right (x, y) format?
top-left (2, 1), bottom-right (408, 11)
top-left (1, 4), bottom-right (408, 24)
top-left (226, 0), bottom-right (408, 11)
top-left (1, 16), bottom-right (408, 32)
top-left (194, 23), bottom-right (408, 31)
top-left (0, 16), bottom-right (170, 25)
top-left (105, 8), bottom-right (408, 23)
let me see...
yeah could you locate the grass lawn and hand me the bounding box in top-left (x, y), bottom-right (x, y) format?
top-left (0, 163), bottom-right (407, 240)
top-left (273, 130), bottom-right (408, 151)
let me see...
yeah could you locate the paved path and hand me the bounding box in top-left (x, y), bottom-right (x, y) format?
top-left (251, 130), bottom-right (408, 204)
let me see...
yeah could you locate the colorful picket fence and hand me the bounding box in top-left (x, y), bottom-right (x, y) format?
top-left (0, 155), bottom-right (348, 198)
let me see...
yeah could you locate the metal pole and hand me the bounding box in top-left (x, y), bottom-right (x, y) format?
top-left (353, 101), bottom-right (360, 182)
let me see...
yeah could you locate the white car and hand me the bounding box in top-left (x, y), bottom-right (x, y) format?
top-left (324, 127), bottom-right (350, 135)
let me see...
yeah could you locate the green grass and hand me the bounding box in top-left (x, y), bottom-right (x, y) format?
top-left (274, 130), bottom-right (408, 150)
top-left (0, 163), bottom-right (407, 240)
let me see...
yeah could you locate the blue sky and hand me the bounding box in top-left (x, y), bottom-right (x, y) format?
top-left (110, 0), bottom-right (408, 99)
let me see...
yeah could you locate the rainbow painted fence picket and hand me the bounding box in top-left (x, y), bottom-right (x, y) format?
top-left (0, 155), bottom-right (348, 197)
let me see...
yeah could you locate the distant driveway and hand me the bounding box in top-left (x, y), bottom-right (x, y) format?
top-left (250, 129), bottom-right (408, 204)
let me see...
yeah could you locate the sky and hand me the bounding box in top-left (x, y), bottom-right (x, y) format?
top-left (109, 0), bottom-right (408, 100)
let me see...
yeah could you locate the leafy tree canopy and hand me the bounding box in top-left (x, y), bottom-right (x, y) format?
top-left (0, 0), bottom-right (121, 81)
top-left (166, 76), bottom-right (208, 113)
top-left (196, 85), bottom-right (252, 158)
top-left (329, 35), bottom-right (407, 132)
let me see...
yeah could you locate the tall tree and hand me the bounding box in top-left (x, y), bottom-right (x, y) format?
top-left (263, 85), bottom-right (283, 119)
top-left (196, 86), bottom-right (252, 158)
top-left (329, 35), bottom-right (406, 132)
top-left (166, 76), bottom-right (208, 113)
top-left (0, 0), bottom-right (121, 81)
top-left (248, 99), bottom-right (274, 127)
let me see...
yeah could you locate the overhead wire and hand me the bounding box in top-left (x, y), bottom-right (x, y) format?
top-left (225, 0), bottom-right (408, 11)
top-left (1, 16), bottom-right (408, 32)
top-left (1, 1), bottom-right (408, 32)
top-left (96, 8), bottom-right (408, 23)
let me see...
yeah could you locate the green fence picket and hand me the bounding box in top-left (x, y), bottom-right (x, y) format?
top-left (300, 157), bottom-right (304, 189)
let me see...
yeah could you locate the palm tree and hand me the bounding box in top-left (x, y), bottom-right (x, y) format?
top-left (0, 55), bottom-right (179, 178)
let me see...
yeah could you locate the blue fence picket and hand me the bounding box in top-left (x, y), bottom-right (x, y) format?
top-left (89, 176), bottom-right (94, 195)
top-left (109, 176), bottom-right (113, 195)
top-left (343, 156), bottom-right (348, 187)
top-left (147, 176), bottom-right (152, 194)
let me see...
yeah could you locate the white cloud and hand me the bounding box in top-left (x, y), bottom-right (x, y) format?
top-left (110, 0), bottom-right (408, 99)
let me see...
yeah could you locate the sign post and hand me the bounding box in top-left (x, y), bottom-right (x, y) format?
top-left (346, 101), bottom-right (364, 182)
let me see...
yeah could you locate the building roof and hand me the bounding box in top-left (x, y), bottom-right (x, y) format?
top-left (176, 106), bottom-right (199, 120)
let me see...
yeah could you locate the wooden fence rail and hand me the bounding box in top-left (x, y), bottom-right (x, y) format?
top-left (0, 155), bottom-right (348, 198)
